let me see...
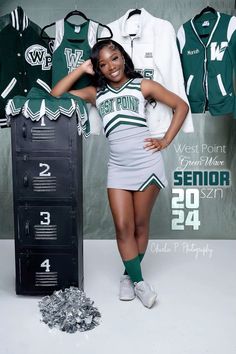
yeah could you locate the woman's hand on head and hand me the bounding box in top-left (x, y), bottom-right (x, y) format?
top-left (80, 59), bottom-right (95, 76)
top-left (144, 137), bottom-right (169, 152)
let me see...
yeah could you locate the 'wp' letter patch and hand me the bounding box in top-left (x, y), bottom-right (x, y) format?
top-left (25, 45), bottom-right (52, 70)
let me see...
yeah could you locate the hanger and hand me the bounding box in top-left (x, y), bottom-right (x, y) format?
top-left (64, 9), bottom-right (88, 22)
top-left (41, 10), bottom-right (112, 41)
top-left (40, 10), bottom-right (88, 40)
top-left (194, 6), bottom-right (216, 20)
top-left (41, 22), bottom-right (56, 40)
top-left (97, 24), bottom-right (113, 40)
top-left (193, 5), bottom-right (217, 38)
top-left (127, 8), bottom-right (141, 19)
top-left (64, 9), bottom-right (113, 40)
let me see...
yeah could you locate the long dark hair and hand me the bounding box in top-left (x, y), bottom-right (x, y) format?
top-left (90, 39), bottom-right (142, 89)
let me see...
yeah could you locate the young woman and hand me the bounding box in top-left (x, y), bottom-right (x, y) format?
top-left (51, 40), bottom-right (189, 309)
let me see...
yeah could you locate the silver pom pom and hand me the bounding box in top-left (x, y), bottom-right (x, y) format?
top-left (38, 287), bottom-right (101, 333)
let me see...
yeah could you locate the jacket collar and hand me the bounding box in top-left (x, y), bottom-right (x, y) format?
top-left (120, 8), bottom-right (151, 38)
top-left (190, 12), bottom-right (220, 47)
top-left (11, 7), bottom-right (29, 31)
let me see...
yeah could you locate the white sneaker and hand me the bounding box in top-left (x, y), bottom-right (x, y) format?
top-left (119, 275), bottom-right (135, 301)
top-left (134, 281), bottom-right (157, 308)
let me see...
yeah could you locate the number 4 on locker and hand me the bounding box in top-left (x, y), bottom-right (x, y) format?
top-left (171, 188), bottom-right (201, 230)
top-left (40, 259), bottom-right (51, 272)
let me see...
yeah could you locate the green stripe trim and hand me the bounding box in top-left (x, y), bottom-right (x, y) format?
top-left (129, 83), bottom-right (141, 86)
top-left (125, 86), bottom-right (141, 92)
top-left (106, 121), bottom-right (147, 137)
top-left (97, 89), bottom-right (109, 99)
top-left (107, 79), bottom-right (133, 93)
top-left (104, 114), bottom-right (146, 131)
top-left (128, 82), bottom-right (141, 87)
top-left (139, 174), bottom-right (165, 191)
top-left (98, 79), bottom-right (141, 96)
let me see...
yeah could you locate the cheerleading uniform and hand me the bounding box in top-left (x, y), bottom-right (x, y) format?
top-left (96, 78), bottom-right (167, 191)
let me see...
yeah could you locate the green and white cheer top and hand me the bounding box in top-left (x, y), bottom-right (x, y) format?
top-left (95, 78), bottom-right (167, 191)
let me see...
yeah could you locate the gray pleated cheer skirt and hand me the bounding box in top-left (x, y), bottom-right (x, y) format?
top-left (107, 126), bottom-right (167, 191)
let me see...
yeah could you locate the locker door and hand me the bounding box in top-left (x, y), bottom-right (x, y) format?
top-left (12, 115), bottom-right (77, 152)
top-left (17, 205), bottom-right (78, 247)
top-left (16, 251), bottom-right (80, 295)
top-left (15, 156), bottom-right (77, 200)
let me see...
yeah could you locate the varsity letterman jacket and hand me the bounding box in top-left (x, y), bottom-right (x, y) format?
top-left (177, 12), bottom-right (236, 115)
top-left (0, 7), bottom-right (52, 127)
top-left (101, 8), bottom-right (193, 137)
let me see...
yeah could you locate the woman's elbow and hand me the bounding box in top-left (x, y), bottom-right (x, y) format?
top-left (184, 101), bottom-right (189, 115)
top-left (50, 88), bottom-right (59, 97)
top-left (180, 100), bottom-right (189, 118)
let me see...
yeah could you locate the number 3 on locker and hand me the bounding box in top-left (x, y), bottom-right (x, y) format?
top-left (40, 211), bottom-right (50, 225)
top-left (171, 188), bottom-right (201, 230)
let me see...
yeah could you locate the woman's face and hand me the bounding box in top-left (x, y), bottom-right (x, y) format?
top-left (98, 45), bottom-right (128, 87)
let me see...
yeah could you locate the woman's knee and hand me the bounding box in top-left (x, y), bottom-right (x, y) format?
top-left (134, 219), bottom-right (149, 239)
top-left (115, 219), bottom-right (135, 241)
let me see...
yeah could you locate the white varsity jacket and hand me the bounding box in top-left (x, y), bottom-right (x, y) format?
top-left (101, 8), bottom-right (194, 137)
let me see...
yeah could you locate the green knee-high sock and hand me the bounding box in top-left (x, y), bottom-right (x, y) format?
top-left (123, 255), bottom-right (143, 283)
top-left (124, 253), bottom-right (145, 275)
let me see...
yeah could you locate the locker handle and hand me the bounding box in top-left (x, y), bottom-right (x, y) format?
top-left (22, 123), bottom-right (27, 138)
top-left (23, 175), bottom-right (29, 187)
top-left (25, 221), bottom-right (30, 237)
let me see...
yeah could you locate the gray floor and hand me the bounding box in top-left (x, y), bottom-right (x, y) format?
top-left (0, 239), bottom-right (236, 354)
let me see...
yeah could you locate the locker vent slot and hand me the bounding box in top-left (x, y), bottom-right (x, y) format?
top-left (31, 127), bottom-right (56, 141)
top-left (34, 225), bottom-right (57, 240)
top-left (35, 272), bottom-right (58, 287)
top-left (33, 177), bottom-right (57, 192)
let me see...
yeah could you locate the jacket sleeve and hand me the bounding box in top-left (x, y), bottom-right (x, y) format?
top-left (227, 16), bottom-right (236, 119)
top-left (154, 20), bottom-right (194, 132)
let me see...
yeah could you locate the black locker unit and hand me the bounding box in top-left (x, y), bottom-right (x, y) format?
top-left (10, 114), bottom-right (83, 295)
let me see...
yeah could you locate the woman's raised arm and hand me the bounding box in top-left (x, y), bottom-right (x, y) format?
top-left (51, 59), bottom-right (97, 105)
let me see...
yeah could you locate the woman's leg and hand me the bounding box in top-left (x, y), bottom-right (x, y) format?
top-left (107, 188), bottom-right (137, 260)
top-left (108, 187), bottom-right (159, 307)
top-left (129, 185), bottom-right (160, 307)
top-left (107, 188), bottom-right (143, 283)
top-left (133, 185), bottom-right (160, 257)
